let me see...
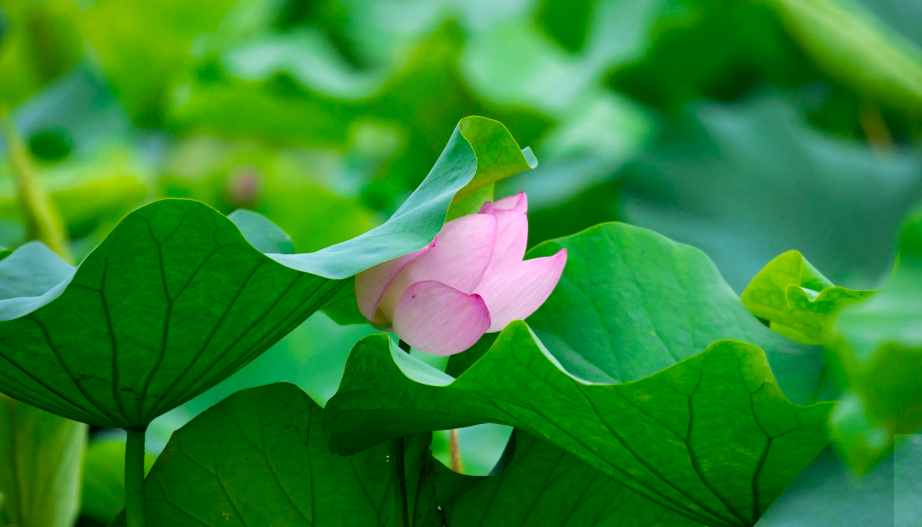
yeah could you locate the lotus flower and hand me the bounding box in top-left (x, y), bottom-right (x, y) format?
top-left (355, 192), bottom-right (567, 356)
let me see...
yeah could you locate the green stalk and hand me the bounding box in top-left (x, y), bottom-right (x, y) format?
top-left (125, 428), bottom-right (147, 527)
top-left (393, 340), bottom-right (412, 527)
top-left (0, 113), bottom-right (70, 260)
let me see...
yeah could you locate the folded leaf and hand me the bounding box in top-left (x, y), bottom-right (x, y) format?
top-left (108, 383), bottom-right (440, 526)
top-left (830, 208), bottom-right (922, 472)
top-left (0, 116), bottom-right (534, 429)
top-left (741, 250), bottom-right (873, 345)
top-left (324, 327), bottom-right (834, 527)
top-left (436, 429), bottom-right (702, 526)
top-left (0, 395), bottom-right (86, 527)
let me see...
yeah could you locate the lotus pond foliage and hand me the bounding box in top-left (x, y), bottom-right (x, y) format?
top-left (2, 0), bottom-right (922, 526)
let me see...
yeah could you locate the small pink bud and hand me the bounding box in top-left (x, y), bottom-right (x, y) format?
top-left (355, 191), bottom-right (566, 356)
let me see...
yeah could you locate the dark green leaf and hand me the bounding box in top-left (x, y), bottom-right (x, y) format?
top-left (755, 438), bottom-right (922, 527)
top-left (0, 116), bottom-right (534, 429)
top-left (437, 430), bottom-right (702, 526)
top-left (110, 383), bottom-right (438, 526)
top-left (0, 395), bottom-right (86, 527)
top-left (741, 250), bottom-right (874, 345)
top-left (829, 208), bottom-right (922, 472)
top-left (324, 326), bottom-right (834, 527)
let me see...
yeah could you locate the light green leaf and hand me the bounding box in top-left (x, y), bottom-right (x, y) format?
top-left (755, 438), bottom-right (922, 527)
top-left (109, 383), bottom-right (439, 526)
top-left (742, 251), bottom-right (874, 345)
top-left (437, 429), bottom-right (702, 526)
top-left (324, 326), bottom-right (834, 527)
top-left (829, 209), bottom-right (922, 472)
top-left (227, 209), bottom-right (296, 255)
top-left (0, 116), bottom-right (534, 429)
top-left (445, 182), bottom-right (493, 222)
top-left (81, 440), bottom-right (156, 523)
top-left (0, 395), bottom-right (86, 527)
top-left (524, 222), bottom-right (825, 404)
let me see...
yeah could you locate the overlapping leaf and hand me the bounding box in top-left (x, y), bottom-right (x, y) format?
top-left (435, 430), bottom-right (701, 527)
top-left (741, 250), bottom-right (873, 346)
top-left (523, 222), bottom-right (825, 403)
top-left (0, 116), bottom-right (535, 429)
top-left (829, 209), bottom-right (922, 472)
top-left (324, 326), bottom-right (833, 527)
top-left (109, 383), bottom-right (439, 526)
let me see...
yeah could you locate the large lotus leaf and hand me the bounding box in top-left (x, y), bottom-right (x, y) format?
top-left (436, 429), bottom-right (702, 527)
top-left (829, 209), bottom-right (922, 472)
top-left (0, 116), bottom-right (535, 429)
top-left (619, 94), bottom-right (922, 293)
top-left (0, 395), bottom-right (86, 527)
top-left (108, 383), bottom-right (440, 526)
top-left (523, 222), bottom-right (825, 404)
top-left (741, 251), bottom-right (874, 346)
top-left (324, 327), bottom-right (834, 527)
top-left (755, 438), bottom-right (922, 527)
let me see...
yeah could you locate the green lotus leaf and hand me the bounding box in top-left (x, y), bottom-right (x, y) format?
top-left (435, 429), bottom-right (701, 526)
top-left (0, 395), bottom-right (86, 527)
top-left (829, 208), bottom-right (922, 472)
top-left (0, 116), bottom-right (535, 429)
top-left (755, 439), bottom-right (922, 527)
top-left (524, 222), bottom-right (825, 404)
top-left (108, 383), bottom-right (440, 526)
top-left (741, 250), bottom-right (874, 346)
top-left (324, 326), bottom-right (834, 527)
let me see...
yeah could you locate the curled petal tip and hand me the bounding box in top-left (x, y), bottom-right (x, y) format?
top-left (476, 248), bottom-right (567, 333)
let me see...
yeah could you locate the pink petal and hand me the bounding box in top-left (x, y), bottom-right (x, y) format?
top-left (474, 249), bottom-right (567, 332)
top-left (378, 214), bottom-right (497, 320)
top-left (484, 210), bottom-right (528, 272)
top-left (392, 280), bottom-right (491, 356)
top-left (354, 242), bottom-right (435, 322)
top-left (479, 191), bottom-right (528, 215)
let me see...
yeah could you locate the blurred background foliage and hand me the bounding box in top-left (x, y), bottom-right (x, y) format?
top-left (1, 0), bottom-right (922, 524)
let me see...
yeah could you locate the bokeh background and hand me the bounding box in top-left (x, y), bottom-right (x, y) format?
top-left (2, 0), bottom-right (922, 523)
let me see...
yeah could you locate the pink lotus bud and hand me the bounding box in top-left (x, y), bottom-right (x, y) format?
top-left (354, 191), bottom-right (567, 356)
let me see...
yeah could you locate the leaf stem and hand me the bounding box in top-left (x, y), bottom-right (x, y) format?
top-left (0, 113), bottom-right (71, 261)
top-left (394, 339), bottom-right (411, 527)
top-left (125, 428), bottom-right (147, 527)
top-left (449, 429), bottom-right (463, 473)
